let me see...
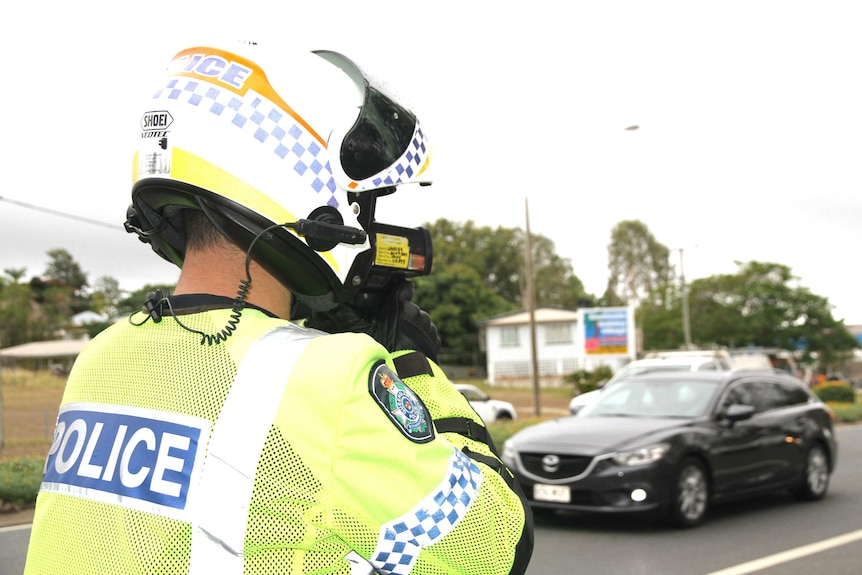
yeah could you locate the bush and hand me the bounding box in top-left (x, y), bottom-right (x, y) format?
top-left (564, 365), bottom-right (614, 395)
top-left (812, 381), bottom-right (856, 404)
top-left (831, 402), bottom-right (862, 423)
top-left (0, 458), bottom-right (43, 508)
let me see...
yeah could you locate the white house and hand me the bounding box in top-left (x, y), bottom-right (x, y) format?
top-left (71, 311), bottom-right (109, 326)
top-left (480, 306), bottom-right (636, 387)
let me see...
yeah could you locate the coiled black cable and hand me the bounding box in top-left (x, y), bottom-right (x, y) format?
top-left (129, 221), bottom-right (288, 345)
top-left (180, 277), bottom-right (250, 345)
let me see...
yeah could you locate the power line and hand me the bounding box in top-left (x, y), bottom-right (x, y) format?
top-left (0, 195), bottom-right (123, 231)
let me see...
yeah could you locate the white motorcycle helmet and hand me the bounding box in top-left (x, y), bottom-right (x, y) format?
top-left (126, 40), bottom-right (433, 311)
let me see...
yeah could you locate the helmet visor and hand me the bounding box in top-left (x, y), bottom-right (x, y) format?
top-left (340, 86), bottom-right (417, 181)
top-left (313, 49), bottom-right (425, 186)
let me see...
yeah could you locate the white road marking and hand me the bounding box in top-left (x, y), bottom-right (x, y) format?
top-left (705, 529), bottom-right (862, 575)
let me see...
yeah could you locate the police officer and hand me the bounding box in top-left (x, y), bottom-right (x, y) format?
top-left (24, 40), bottom-right (533, 574)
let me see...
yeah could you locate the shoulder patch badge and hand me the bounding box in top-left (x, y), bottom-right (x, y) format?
top-left (369, 362), bottom-right (434, 443)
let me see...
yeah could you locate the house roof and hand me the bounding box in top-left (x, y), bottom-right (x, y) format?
top-left (71, 311), bottom-right (108, 326)
top-left (482, 307), bottom-right (580, 326)
top-left (0, 338), bottom-right (90, 359)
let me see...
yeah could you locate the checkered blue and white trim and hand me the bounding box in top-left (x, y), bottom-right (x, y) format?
top-left (153, 78), bottom-right (341, 208)
top-left (354, 122), bottom-right (430, 192)
top-left (152, 77), bottom-right (430, 206)
top-left (369, 448), bottom-right (483, 574)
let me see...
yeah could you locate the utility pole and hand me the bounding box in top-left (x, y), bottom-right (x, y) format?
top-left (0, 335), bottom-right (4, 451)
top-left (679, 248), bottom-right (692, 349)
top-left (525, 198), bottom-right (541, 417)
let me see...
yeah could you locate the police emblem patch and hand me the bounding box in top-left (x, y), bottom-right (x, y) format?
top-left (369, 362), bottom-right (434, 443)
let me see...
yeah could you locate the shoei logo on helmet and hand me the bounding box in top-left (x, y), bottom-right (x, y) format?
top-left (141, 111), bottom-right (173, 131)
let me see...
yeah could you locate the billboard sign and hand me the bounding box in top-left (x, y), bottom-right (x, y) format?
top-left (582, 307), bottom-right (632, 356)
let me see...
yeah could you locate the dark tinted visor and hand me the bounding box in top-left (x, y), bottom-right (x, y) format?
top-left (340, 86), bottom-right (417, 181)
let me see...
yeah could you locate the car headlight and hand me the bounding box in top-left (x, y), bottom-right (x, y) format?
top-left (612, 443), bottom-right (669, 466)
top-left (501, 440), bottom-right (518, 467)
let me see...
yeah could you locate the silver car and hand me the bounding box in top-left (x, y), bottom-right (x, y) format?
top-left (570, 354), bottom-right (732, 414)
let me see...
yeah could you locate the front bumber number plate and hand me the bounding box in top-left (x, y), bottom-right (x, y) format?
top-left (534, 483), bottom-right (571, 503)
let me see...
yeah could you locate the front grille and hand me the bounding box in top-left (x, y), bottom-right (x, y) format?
top-left (520, 452), bottom-right (593, 480)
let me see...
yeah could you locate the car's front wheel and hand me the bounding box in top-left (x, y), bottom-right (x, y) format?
top-left (668, 457), bottom-right (709, 528)
top-left (792, 443), bottom-right (830, 501)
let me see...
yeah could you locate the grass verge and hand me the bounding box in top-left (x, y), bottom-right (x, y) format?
top-left (2, 372), bottom-right (860, 512)
top-left (0, 459), bottom-right (43, 510)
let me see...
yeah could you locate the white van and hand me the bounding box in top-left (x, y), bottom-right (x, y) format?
top-left (728, 348), bottom-right (801, 377)
top-left (643, 349), bottom-right (733, 370)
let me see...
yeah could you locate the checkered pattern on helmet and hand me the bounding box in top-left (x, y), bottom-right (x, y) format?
top-left (370, 448), bottom-right (482, 574)
top-left (154, 78), bottom-right (340, 208)
top-left (361, 123), bottom-right (430, 192)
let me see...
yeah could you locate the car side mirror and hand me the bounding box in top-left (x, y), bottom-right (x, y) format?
top-left (722, 403), bottom-right (755, 423)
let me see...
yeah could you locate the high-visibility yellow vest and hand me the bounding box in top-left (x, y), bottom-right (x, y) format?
top-left (24, 305), bottom-right (531, 574)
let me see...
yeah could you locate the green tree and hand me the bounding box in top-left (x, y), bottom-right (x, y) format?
top-left (426, 219), bottom-right (523, 302)
top-left (44, 248), bottom-right (88, 292)
top-left (3, 267), bottom-right (27, 284)
top-left (424, 218), bottom-right (592, 308)
top-left (91, 276), bottom-right (123, 319)
top-left (41, 248), bottom-right (90, 315)
top-left (415, 262), bottom-right (516, 365)
top-left (606, 220), bottom-right (672, 308)
top-left (416, 219), bottom-right (593, 366)
top-left (0, 271), bottom-right (39, 347)
top-left (642, 261), bottom-right (858, 369)
top-left (531, 234), bottom-right (590, 309)
top-left (28, 280), bottom-right (75, 338)
top-left (117, 283), bottom-right (177, 317)
top-left (639, 290), bottom-right (686, 351)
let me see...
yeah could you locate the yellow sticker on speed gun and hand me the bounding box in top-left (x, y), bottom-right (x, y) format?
top-left (375, 233), bottom-right (410, 269)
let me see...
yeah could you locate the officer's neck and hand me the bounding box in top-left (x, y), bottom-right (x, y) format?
top-left (174, 243), bottom-right (292, 320)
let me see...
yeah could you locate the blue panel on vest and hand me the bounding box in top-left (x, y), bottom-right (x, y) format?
top-left (43, 405), bottom-right (208, 511)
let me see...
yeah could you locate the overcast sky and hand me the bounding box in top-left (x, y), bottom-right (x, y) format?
top-left (2, 1), bottom-right (860, 325)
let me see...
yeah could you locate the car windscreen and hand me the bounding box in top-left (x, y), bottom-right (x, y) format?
top-left (579, 378), bottom-right (723, 418)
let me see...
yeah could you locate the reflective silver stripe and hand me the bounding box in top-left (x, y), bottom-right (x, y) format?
top-left (188, 324), bottom-right (314, 574)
